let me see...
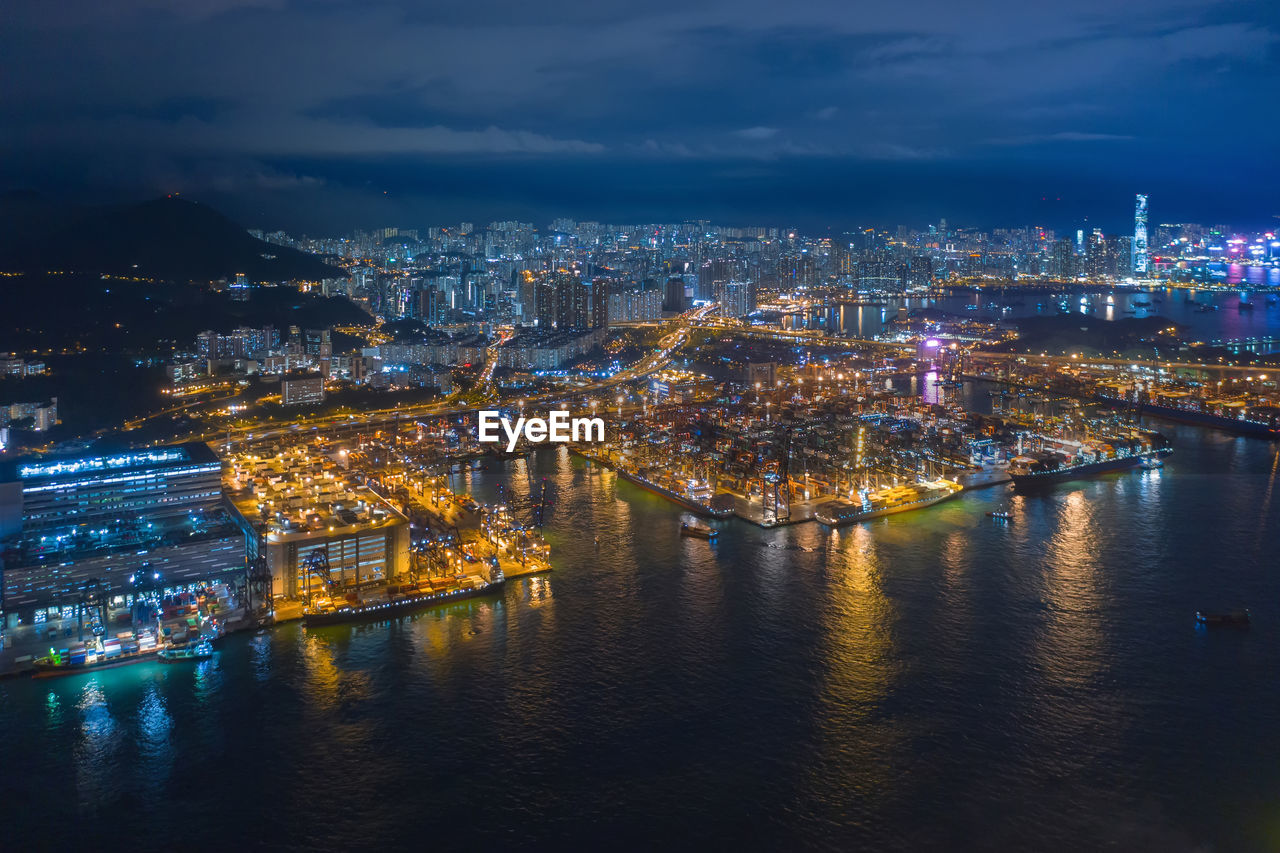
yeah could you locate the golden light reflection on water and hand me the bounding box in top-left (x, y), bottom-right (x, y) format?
top-left (940, 530), bottom-right (970, 590)
top-left (394, 596), bottom-right (514, 667)
top-left (1036, 489), bottom-right (1107, 688)
top-left (829, 524), bottom-right (894, 679)
top-left (418, 610), bottom-right (461, 657)
top-left (521, 576), bottom-right (555, 609)
top-left (300, 631), bottom-right (372, 708)
top-left (800, 521), bottom-right (898, 810)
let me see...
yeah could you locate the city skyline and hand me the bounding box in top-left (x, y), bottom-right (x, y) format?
top-left (250, 193), bottom-right (1261, 246)
top-left (4, 2), bottom-right (1280, 849)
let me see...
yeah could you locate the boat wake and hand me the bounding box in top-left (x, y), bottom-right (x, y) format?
top-left (752, 540), bottom-right (818, 552)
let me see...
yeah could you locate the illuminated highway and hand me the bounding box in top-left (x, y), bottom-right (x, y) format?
top-left (176, 304), bottom-right (714, 450)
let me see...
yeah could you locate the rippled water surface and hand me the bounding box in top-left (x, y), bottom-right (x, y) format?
top-left (3, 430), bottom-right (1280, 851)
top-left (785, 287), bottom-right (1280, 348)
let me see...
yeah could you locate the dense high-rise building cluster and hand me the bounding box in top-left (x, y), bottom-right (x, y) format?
top-left (189, 202), bottom-right (1280, 385)
top-left (254, 201), bottom-right (1274, 339)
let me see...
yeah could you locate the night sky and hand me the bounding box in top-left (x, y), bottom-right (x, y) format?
top-left (3, 0), bottom-right (1277, 233)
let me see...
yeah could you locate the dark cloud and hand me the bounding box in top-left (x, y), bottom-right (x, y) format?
top-left (2, 0), bottom-right (1277, 231)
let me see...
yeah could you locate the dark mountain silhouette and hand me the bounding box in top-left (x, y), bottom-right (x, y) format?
top-left (0, 196), bottom-right (344, 282)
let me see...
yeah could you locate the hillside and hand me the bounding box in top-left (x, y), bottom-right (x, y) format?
top-left (0, 196), bottom-right (344, 282)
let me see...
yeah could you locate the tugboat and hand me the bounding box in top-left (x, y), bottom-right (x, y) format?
top-left (680, 522), bottom-right (718, 539)
top-left (1138, 456), bottom-right (1163, 470)
top-left (158, 639), bottom-right (215, 662)
top-left (1196, 609), bottom-right (1250, 626)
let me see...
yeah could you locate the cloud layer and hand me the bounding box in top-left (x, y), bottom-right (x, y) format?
top-left (2, 0), bottom-right (1277, 230)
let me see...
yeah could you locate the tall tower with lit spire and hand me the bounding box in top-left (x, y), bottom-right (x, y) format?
top-left (1132, 194), bottom-right (1149, 276)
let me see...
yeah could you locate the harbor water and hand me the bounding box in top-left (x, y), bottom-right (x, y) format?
top-left (2, 429), bottom-right (1280, 851)
top-left (784, 286), bottom-right (1280, 351)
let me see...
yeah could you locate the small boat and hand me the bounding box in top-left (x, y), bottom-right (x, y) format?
top-left (1139, 456), bottom-right (1163, 470)
top-left (158, 640), bottom-right (214, 662)
top-left (1196, 610), bottom-right (1250, 626)
top-left (1238, 301), bottom-right (1255, 311)
top-left (986, 510), bottom-right (1012, 520)
top-left (681, 522), bottom-right (718, 539)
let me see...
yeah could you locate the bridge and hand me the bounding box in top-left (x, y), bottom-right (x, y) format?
top-left (1204, 336), bottom-right (1280, 356)
top-left (968, 351), bottom-right (1276, 376)
top-left (691, 319), bottom-right (915, 353)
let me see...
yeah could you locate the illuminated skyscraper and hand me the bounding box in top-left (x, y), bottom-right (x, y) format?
top-left (1132, 193), bottom-right (1149, 276)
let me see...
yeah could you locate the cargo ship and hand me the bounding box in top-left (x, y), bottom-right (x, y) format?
top-left (302, 576), bottom-right (506, 627)
top-left (1096, 392), bottom-right (1280, 439)
top-left (815, 480), bottom-right (962, 527)
top-left (1008, 432), bottom-right (1171, 486)
top-left (956, 464), bottom-right (1011, 489)
top-left (34, 646), bottom-right (160, 678)
top-left (616, 467), bottom-right (732, 516)
top-left (576, 449), bottom-right (734, 518)
top-left (33, 630), bottom-right (166, 678)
